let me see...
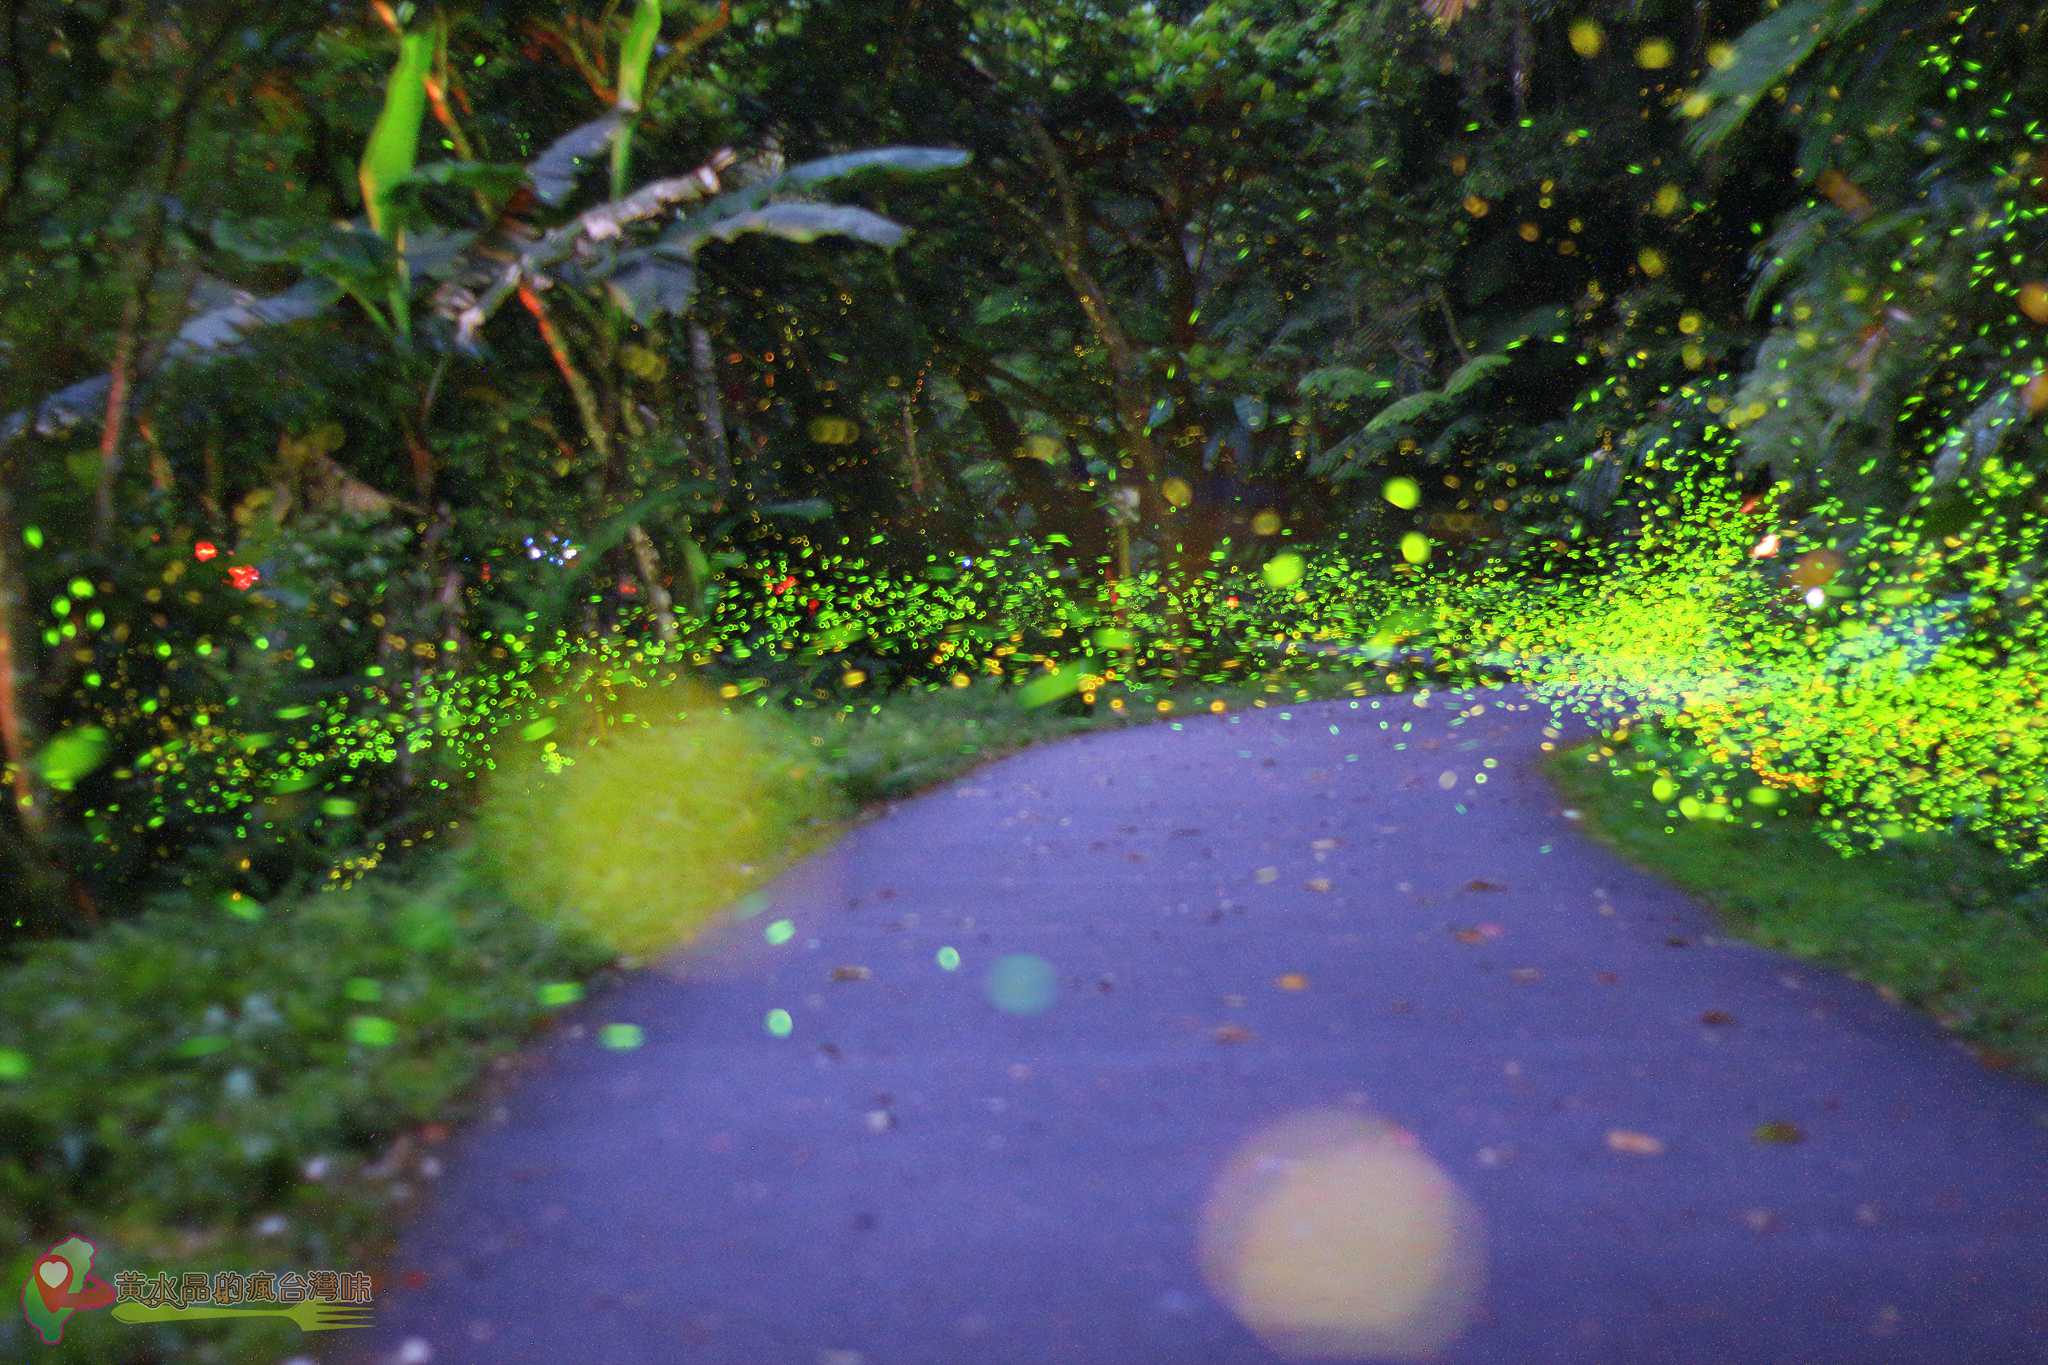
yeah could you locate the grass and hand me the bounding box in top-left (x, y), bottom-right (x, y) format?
top-left (0, 857), bottom-right (612, 1362)
top-left (1550, 738), bottom-right (2048, 1085)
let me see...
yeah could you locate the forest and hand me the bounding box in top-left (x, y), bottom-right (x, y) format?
top-left (2, 1), bottom-right (2045, 1361)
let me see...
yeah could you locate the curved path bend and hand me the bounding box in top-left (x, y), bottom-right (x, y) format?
top-left (353, 689), bottom-right (2048, 1364)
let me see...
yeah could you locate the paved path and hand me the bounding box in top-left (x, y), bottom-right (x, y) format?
top-left (351, 689), bottom-right (2048, 1364)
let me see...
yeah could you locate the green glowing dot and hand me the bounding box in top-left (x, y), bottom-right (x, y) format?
top-left (765, 918), bottom-right (796, 945)
top-left (1400, 532), bottom-right (1432, 564)
top-left (765, 1008), bottom-right (794, 1037)
top-left (937, 946), bottom-right (961, 971)
top-left (1383, 476), bottom-right (1422, 510)
top-left (0, 1048), bottom-right (28, 1081)
top-left (67, 577), bottom-right (92, 599)
top-left (1262, 552), bottom-right (1306, 589)
top-left (343, 977), bottom-right (382, 1003)
top-left (174, 1035), bottom-right (229, 1059)
top-left (600, 1023), bottom-right (644, 1050)
top-left (1652, 777), bottom-right (1681, 803)
top-left (348, 1016), bottom-right (398, 1048)
top-left (21, 526), bottom-right (42, 550)
top-left (538, 981), bottom-right (583, 1008)
top-left (521, 717), bottom-right (557, 741)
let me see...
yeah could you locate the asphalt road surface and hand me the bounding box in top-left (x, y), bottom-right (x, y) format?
top-left (348, 688), bottom-right (2048, 1364)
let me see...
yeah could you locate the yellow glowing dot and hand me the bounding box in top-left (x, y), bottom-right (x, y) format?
top-left (1162, 476), bottom-right (1194, 508)
top-left (2018, 281), bottom-right (2048, 324)
top-left (1638, 248), bottom-right (1666, 278)
top-left (1252, 509), bottom-right (1284, 535)
top-left (1636, 38), bottom-right (1673, 69)
top-left (1383, 476), bottom-right (1422, 510)
top-left (1677, 312), bottom-right (1703, 335)
top-left (1569, 19), bottom-right (1603, 57)
top-left (1707, 42), bottom-right (1736, 69)
top-left (1199, 1112), bottom-right (1484, 1361)
top-left (841, 670), bottom-right (867, 687)
top-left (1400, 532), bottom-right (1431, 565)
top-left (1653, 184), bottom-right (1684, 215)
top-left (1682, 343), bottom-right (1706, 370)
top-left (1518, 221), bottom-right (1540, 242)
top-left (1209, 700), bottom-right (1228, 714)
top-left (1462, 194), bottom-right (1490, 218)
top-left (2025, 372), bottom-right (2048, 416)
top-left (1681, 91), bottom-right (1713, 118)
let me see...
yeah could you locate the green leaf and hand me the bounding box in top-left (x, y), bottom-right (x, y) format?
top-left (1442, 351), bottom-right (1510, 397)
top-left (604, 250), bottom-right (698, 324)
top-left (1364, 388), bottom-right (1449, 434)
top-left (359, 29), bottom-right (434, 239)
top-left (529, 111), bottom-right (625, 206)
top-left (1297, 366), bottom-right (1385, 401)
top-left (779, 147), bottom-right (972, 189)
top-left (673, 203), bottom-right (907, 253)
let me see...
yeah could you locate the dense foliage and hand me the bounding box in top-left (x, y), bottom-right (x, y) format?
top-left (2, 0), bottom-right (2043, 927)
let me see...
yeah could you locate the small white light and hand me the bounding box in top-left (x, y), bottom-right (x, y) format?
top-left (1804, 587), bottom-right (1825, 608)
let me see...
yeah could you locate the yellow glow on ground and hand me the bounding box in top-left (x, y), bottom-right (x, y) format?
top-left (1199, 1111), bottom-right (1484, 1361)
top-left (479, 680), bottom-right (843, 958)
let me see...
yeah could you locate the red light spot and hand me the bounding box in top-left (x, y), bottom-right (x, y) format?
top-left (228, 564), bottom-right (260, 590)
top-left (194, 541), bottom-right (219, 562)
top-left (771, 575), bottom-right (797, 595)
top-left (1225, 595), bottom-right (1240, 608)
top-left (805, 597), bottom-right (820, 614)
top-left (618, 580), bottom-right (638, 596)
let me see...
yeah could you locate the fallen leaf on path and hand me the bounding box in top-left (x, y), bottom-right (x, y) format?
top-left (1508, 967), bottom-right (1542, 983)
top-left (864, 1111), bottom-right (894, 1134)
top-left (1452, 923), bottom-right (1504, 944)
top-left (1742, 1208), bottom-right (1778, 1233)
top-left (1666, 937), bottom-right (1691, 948)
top-left (1275, 973), bottom-right (1309, 991)
top-left (1255, 866), bottom-right (1279, 884)
top-left (1463, 879), bottom-right (1507, 892)
top-left (1305, 877), bottom-right (1332, 893)
top-left (1606, 1129), bottom-right (1666, 1156)
top-left (1312, 838), bottom-right (1341, 851)
top-left (1752, 1121), bottom-right (1805, 1145)
top-left (1700, 1009), bottom-right (1736, 1026)
top-left (830, 965), bottom-right (872, 982)
top-left (1213, 1024), bottom-right (1255, 1044)
top-left (1594, 971), bottom-right (1620, 985)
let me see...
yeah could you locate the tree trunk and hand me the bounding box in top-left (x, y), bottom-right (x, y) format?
top-left (687, 319), bottom-right (732, 490)
top-left (91, 13), bottom-right (238, 543)
top-left (0, 484), bottom-right (41, 843)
